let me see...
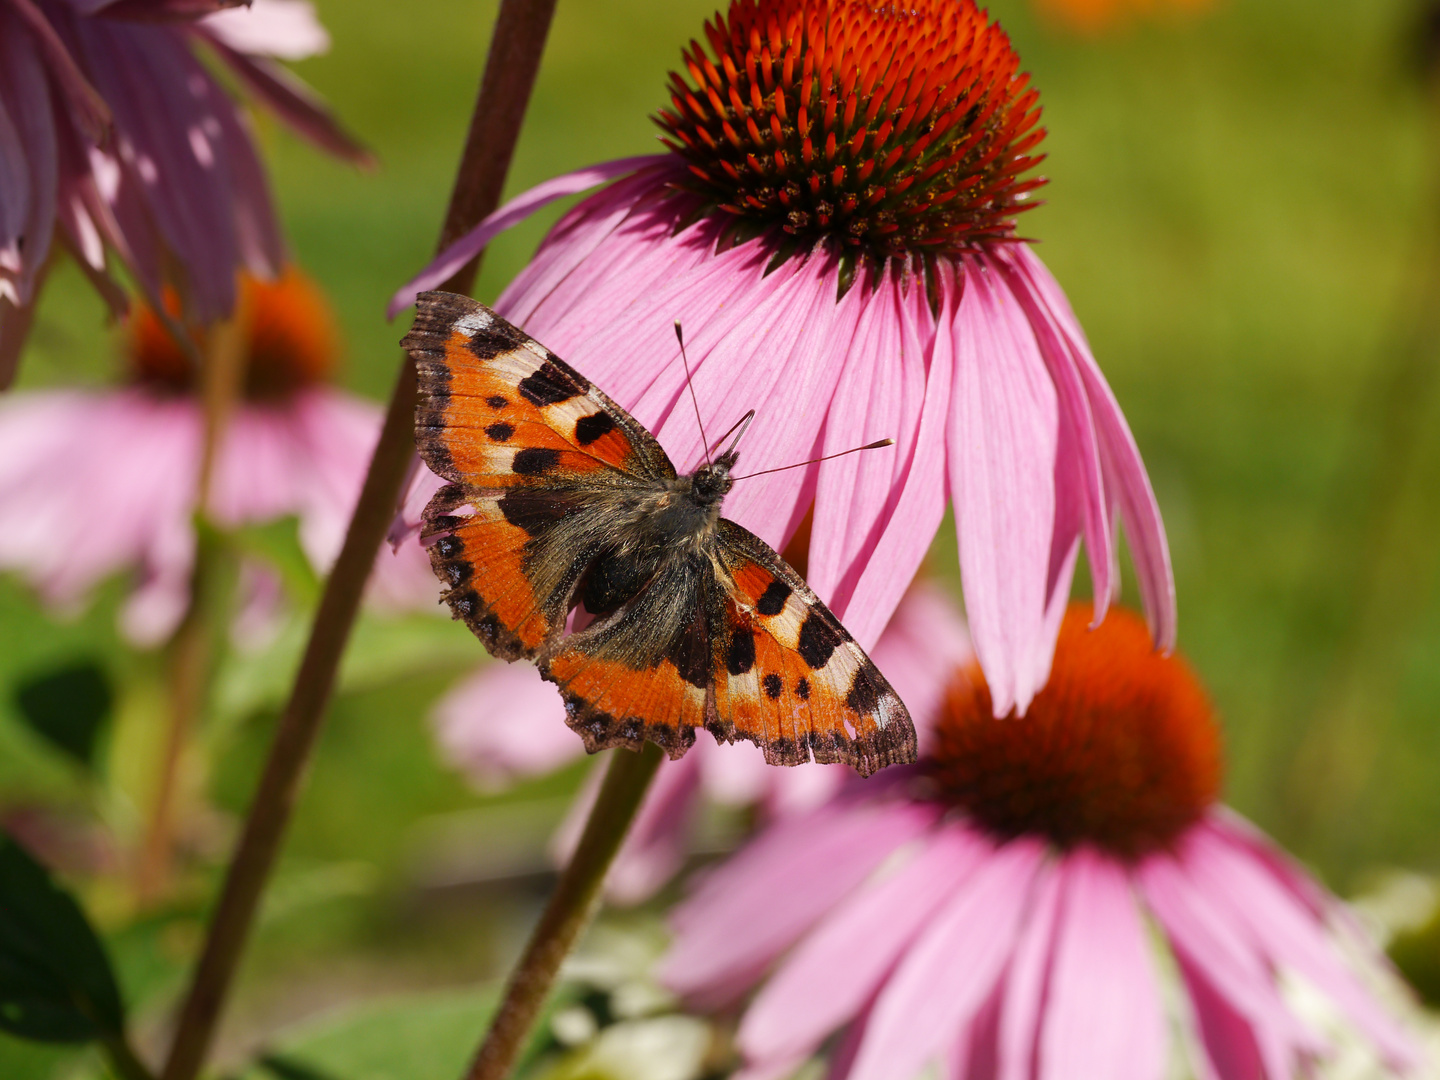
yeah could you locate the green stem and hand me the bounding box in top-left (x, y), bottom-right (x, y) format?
top-left (158, 3), bottom-right (560, 1077)
top-left (463, 743), bottom-right (664, 1080)
top-left (103, 1035), bottom-right (158, 1080)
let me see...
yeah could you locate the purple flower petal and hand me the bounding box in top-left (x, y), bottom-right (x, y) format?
top-left (947, 257), bottom-right (1061, 717)
top-left (739, 825), bottom-right (989, 1064)
top-left (198, 35), bottom-right (372, 167)
top-left (847, 837), bottom-right (1045, 1080)
top-left (7, 0), bottom-right (110, 141)
top-left (660, 800), bottom-right (938, 1008)
top-left (1038, 850), bottom-right (1166, 1080)
top-left (387, 155), bottom-right (670, 318)
top-left (197, 0), bottom-right (326, 57)
top-left (0, 3), bottom-right (59, 304)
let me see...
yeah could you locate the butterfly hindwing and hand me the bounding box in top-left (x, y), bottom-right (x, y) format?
top-left (710, 520), bottom-right (916, 777)
top-left (405, 291), bottom-right (674, 487)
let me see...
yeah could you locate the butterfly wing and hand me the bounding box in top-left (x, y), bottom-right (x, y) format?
top-left (709, 519), bottom-right (916, 777)
top-left (404, 291), bottom-right (677, 660)
top-left (538, 520), bottom-right (916, 777)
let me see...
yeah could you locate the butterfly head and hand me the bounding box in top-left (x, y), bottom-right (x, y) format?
top-left (690, 450), bottom-right (739, 506)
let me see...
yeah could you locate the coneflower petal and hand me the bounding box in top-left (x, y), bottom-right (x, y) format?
top-left (1039, 852), bottom-right (1165, 1080)
top-left (948, 259), bottom-right (1060, 718)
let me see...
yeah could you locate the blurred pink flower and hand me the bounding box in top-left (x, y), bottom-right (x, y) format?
top-left (0, 267), bottom-right (433, 644)
top-left (391, 0), bottom-right (1174, 718)
top-left (660, 607), bottom-right (1423, 1080)
top-left (0, 0), bottom-right (369, 383)
top-left (433, 581), bottom-right (972, 904)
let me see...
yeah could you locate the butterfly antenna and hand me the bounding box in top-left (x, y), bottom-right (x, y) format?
top-left (674, 321), bottom-right (710, 466)
top-left (730, 438), bottom-right (895, 481)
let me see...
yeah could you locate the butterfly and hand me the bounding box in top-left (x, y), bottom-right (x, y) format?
top-left (402, 291), bottom-right (916, 777)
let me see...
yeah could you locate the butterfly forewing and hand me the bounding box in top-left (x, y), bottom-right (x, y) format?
top-left (405, 291), bottom-right (674, 487)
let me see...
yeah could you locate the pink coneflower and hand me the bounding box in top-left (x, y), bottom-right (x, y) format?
top-left (391, 0), bottom-right (1174, 717)
top-left (659, 607), bottom-right (1424, 1080)
top-left (0, 266), bottom-right (433, 644)
top-left (435, 580), bottom-right (973, 904)
top-left (0, 0), bottom-right (368, 382)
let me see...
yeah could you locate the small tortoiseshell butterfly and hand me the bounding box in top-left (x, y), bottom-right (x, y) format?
top-left (403, 291), bottom-right (916, 777)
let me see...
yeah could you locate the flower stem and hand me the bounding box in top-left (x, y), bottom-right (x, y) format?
top-left (138, 307), bottom-right (248, 904)
top-left (158, 3), bottom-right (559, 1078)
top-left (103, 1035), bottom-right (158, 1080)
top-left (464, 742), bottom-right (664, 1080)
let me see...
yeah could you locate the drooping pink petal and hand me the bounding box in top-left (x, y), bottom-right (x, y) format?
top-left (661, 800), bottom-right (939, 1008)
top-left (830, 263), bottom-right (951, 649)
top-left (847, 837), bottom-right (1045, 1080)
top-left (1037, 850), bottom-right (1166, 1080)
top-left (739, 824), bottom-right (988, 1064)
top-left (432, 662), bottom-right (581, 790)
top-left (807, 263), bottom-right (930, 648)
top-left (1137, 853), bottom-right (1326, 1080)
top-left (496, 170), bottom-right (707, 334)
top-left (947, 257), bottom-right (1061, 717)
top-left (1012, 245), bottom-right (1176, 651)
top-left (387, 156), bottom-right (670, 317)
top-left (990, 249), bottom-right (1112, 623)
top-left (1175, 823), bottom-right (1419, 1069)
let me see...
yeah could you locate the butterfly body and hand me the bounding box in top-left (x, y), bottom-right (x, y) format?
top-left (404, 291), bottom-right (916, 777)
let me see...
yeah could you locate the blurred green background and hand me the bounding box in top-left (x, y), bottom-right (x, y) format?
top-left (5, 0), bottom-right (1440, 1074)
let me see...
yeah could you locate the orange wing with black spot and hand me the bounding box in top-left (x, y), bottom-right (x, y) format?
top-left (405, 291), bottom-right (673, 488)
top-left (535, 521), bottom-right (915, 777)
top-left (708, 520), bottom-right (915, 777)
top-left (404, 292), bottom-right (674, 661)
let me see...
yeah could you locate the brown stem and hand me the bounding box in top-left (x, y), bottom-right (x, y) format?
top-left (464, 743), bottom-right (664, 1080)
top-left (159, 2), bottom-right (560, 1077)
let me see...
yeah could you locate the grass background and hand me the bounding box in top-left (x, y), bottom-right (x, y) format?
top-left (5, 0), bottom-right (1440, 1072)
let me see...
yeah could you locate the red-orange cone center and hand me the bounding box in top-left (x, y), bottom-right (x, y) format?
top-left (930, 605), bottom-right (1221, 860)
top-left (657, 0), bottom-right (1048, 261)
top-left (127, 267), bottom-right (339, 401)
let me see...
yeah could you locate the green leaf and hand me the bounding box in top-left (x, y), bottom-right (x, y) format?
top-left (231, 517), bottom-right (321, 606)
top-left (0, 834), bottom-right (124, 1043)
top-left (12, 662), bottom-right (113, 767)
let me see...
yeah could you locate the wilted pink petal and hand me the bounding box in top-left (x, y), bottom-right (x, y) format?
top-left (0, 0), bottom-right (361, 381)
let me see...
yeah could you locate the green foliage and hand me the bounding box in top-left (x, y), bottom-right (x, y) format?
top-left (12, 661), bottom-right (113, 768)
top-left (0, 835), bottom-right (124, 1044)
